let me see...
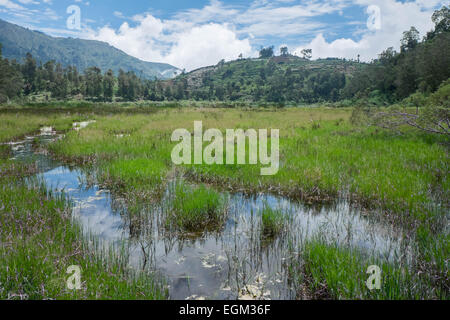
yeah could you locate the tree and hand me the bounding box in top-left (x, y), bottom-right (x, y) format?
top-left (44, 60), bottom-right (56, 86)
top-left (50, 63), bottom-right (68, 99)
top-left (118, 69), bottom-right (127, 98)
top-left (84, 66), bottom-right (103, 98)
top-left (400, 27), bottom-right (420, 52)
top-left (280, 47), bottom-right (289, 56)
top-left (103, 69), bottom-right (115, 101)
top-left (22, 53), bottom-right (36, 94)
top-left (370, 80), bottom-right (450, 136)
top-left (0, 43), bottom-right (23, 103)
top-left (117, 70), bottom-right (141, 101)
top-left (259, 46), bottom-right (274, 58)
top-left (378, 47), bottom-right (397, 64)
top-left (427, 5), bottom-right (450, 39)
top-left (301, 49), bottom-right (312, 60)
top-left (174, 82), bottom-right (185, 100)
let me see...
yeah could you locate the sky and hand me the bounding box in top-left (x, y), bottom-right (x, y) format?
top-left (0, 0), bottom-right (448, 71)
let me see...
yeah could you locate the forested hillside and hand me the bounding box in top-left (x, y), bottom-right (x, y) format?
top-left (0, 19), bottom-right (180, 80)
top-left (0, 7), bottom-right (448, 105)
top-left (165, 57), bottom-right (361, 103)
top-left (161, 7), bottom-right (449, 105)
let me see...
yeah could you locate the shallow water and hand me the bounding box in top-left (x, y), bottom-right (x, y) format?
top-left (9, 128), bottom-right (411, 300)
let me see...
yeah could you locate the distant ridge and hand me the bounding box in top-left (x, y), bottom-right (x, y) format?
top-left (0, 19), bottom-right (181, 79)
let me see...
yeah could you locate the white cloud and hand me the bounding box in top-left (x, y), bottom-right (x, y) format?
top-left (17, 0), bottom-right (39, 4)
top-left (88, 0), bottom-right (351, 70)
top-left (174, 0), bottom-right (346, 37)
top-left (0, 0), bottom-right (25, 10)
top-left (89, 14), bottom-right (252, 71)
top-left (293, 0), bottom-right (447, 61)
top-left (43, 7), bottom-right (59, 20)
top-left (164, 23), bottom-right (252, 71)
top-left (4, 0), bottom-right (446, 70)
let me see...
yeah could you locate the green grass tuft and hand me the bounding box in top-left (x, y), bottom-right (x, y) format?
top-left (166, 182), bottom-right (228, 234)
top-left (260, 203), bottom-right (288, 239)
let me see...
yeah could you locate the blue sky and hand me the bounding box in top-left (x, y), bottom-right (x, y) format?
top-left (0, 0), bottom-right (447, 70)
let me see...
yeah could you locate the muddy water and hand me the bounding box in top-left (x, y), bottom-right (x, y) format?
top-left (8, 128), bottom-right (411, 300)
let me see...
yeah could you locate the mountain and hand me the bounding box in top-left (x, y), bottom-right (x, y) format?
top-left (0, 19), bottom-right (181, 79)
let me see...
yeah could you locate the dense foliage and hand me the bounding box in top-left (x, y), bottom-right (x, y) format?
top-left (0, 7), bottom-right (448, 106)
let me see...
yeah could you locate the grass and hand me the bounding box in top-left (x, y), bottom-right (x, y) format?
top-left (0, 104), bottom-right (448, 300)
top-left (0, 176), bottom-right (168, 299)
top-left (0, 113), bottom-right (82, 143)
top-left (166, 182), bottom-right (227, 234)
top-left (260, 203), bottom-right (288, 239)
top-left (0, 123), bottom-right (168, 300)
top-left (39, 107), bottom-right (450, 298)
top-left (295, 240), bottom-right (447, 300)
top-left (98, 158), bottom-right (168, 200)
top-left (45, 107), bottom-right (447, 225)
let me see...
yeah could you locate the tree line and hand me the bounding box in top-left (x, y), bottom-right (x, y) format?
top-left (343, 7), bottom-right (450, 104)
top-left (0, 6), bottom-right (448, 105)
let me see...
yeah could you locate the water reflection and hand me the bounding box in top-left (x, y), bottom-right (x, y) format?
top-left (9, 129), bottom-right (411, 300)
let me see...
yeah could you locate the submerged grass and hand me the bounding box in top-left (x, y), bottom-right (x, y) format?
top-left (260, 203), bottom-right (288, 239)
top-left (166, 182), bottom-right (228, 234)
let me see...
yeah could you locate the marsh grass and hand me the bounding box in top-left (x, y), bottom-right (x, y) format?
top-left (0, 176), bottom-right (167, 299)
top-left (165, 182), bottom-right (228, 234)
top-left (260, 203), bottom-right (288, 240)
top-left (0, 120), bottom-right (168, 300)
top-left (98, 158), bottom-right (168, 200)
top-left (295, 240), bottom-right (447, 300)
top-left (2, 105), bottom-right (448, 300)
top-left (43, 107), bottom-right (449, 298)
top-left (0, 113), bottom-right (86, 143)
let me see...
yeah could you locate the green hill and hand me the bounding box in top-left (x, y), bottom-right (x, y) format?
top-left (165, 55), bottom-right (364, 103)
top-left (0, 19), bottom-right (180, 79)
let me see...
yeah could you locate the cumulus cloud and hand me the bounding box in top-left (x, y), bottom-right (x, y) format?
top-left (89, 14), bottom-right (252, 71)
top-left (88, 0), bottom-right (348, 70)
top-left (293, 0), bottom-right (446, 61)
top-left (4, 0), bottom-right (447, 70)
top-left (91, 0), bottom-right (444, 69)
top-left (164, 24), bottom-right (252, 71)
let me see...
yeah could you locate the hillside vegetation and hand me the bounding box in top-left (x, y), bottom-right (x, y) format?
top-left (0, 19), bottom-right (180, 80)
top-left (0, 6), bottom-right (448, 108)
top-left (165, 56), bottom-right (360, 104)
